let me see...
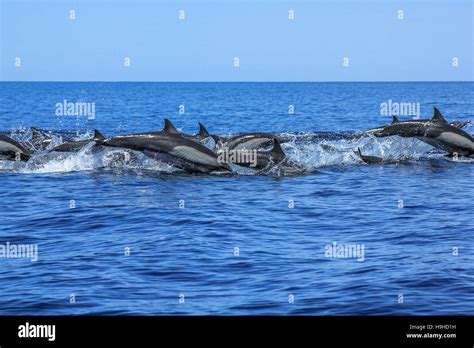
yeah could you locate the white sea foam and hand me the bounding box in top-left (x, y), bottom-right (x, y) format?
top-left (0, 130), bottom-right (466, 176)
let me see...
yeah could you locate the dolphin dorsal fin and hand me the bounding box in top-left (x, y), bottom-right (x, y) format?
top-left (198, 123), bottom-right (210, 138)
top-left (31, 127), bottom-right (44, 141)
top-left (432, 107), bottom-right (448, 124)
top-left (93, 129), bottom-right (105, 141)
top-left (163, 119), bottom-right (180, 134)
top-left (271, 138), bottom-right (285, 157)
top-left (357, 147), bottom-right (363, 157)
top-left (392, 115), bottom-right (400, 124)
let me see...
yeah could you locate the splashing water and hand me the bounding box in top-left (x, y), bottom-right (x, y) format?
top-left (1, 129), bottom-right (471, 177)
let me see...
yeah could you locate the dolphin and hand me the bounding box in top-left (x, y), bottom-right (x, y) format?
top-left (365, 108), bottom-right (474, 156)
top-left (215, 132), bottom-right (287, 151)
top-left (0, 134), bottom-right (31, 161)
top-left (50, 130), bottom-right (105, 152)
top-left (365, 116), bottom-right (428, 138)
top-left (415, 108), bottom-right (474, 156)
top-left (362, 112), bottom-right (470, 138)
top-left (218, 138), bottom-right (287, 170)
top-left (102, 124), bottom-right (232, 173)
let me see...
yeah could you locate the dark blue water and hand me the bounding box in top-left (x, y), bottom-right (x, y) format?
top-left (0, 82), bottom-right (473, 315)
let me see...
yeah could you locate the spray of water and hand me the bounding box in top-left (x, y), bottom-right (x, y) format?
top-left (0, 129), bottom-right (472, 176)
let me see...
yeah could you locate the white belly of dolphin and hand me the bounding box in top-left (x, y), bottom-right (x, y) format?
top-left (437, 132), bottom-right (474, 150)
top-left (0, 140), bottom-right (22, 153)
top-left (170, 146), bottom-right (218, 166)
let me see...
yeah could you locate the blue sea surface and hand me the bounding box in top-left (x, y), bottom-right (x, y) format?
top-left (0, 82), bottom-right (473, 315)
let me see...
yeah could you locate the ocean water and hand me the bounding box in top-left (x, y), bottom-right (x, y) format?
top-left (0, 82), bottom-right (473, 315)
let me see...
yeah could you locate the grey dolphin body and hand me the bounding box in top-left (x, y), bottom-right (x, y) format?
top-left (362, 114), bottom-right (470, 138)
top-left (50, 130), bottom-right (105, 152)
top-left (221, 138), bottom-right (288, 170)
top-left (102, 128), bottom-right (232, 173)
top-left (416, 110), bottom-right (474, 156)
top-left (366, 108), bottom-right (474, 156)
top-left (366, 116), bottom-right (428, 138)
top-left (216, 132), bottom-right (287, 151)
top-left (0, 134), bottom-right (31, 161)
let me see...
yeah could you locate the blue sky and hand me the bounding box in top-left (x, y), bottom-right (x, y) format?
top-left (1, 0), bottom-right (472, 81)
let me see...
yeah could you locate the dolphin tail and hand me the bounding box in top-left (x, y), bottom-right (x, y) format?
top-left (198, 123), bottom-right (210, 138)
top-left (163, 119), bottom-right (181, 134)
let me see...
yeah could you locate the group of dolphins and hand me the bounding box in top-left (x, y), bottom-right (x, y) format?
top-left (0, 107), bottom-right (472, 173)
top-left (0, 118), bottom-right (287, 173)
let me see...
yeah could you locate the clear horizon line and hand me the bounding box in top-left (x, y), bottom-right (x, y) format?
top-left (1, 80), bottom-right (473, 83)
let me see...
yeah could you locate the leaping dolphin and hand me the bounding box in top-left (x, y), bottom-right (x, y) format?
top-left (416, 108), bottom-right (474, 156)
top-left (102, 122), bottom-right (232, 173)
top-left (364, 108), bottom-right (474, 156)
top-left (362, 110), bottom-right (470, 138)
